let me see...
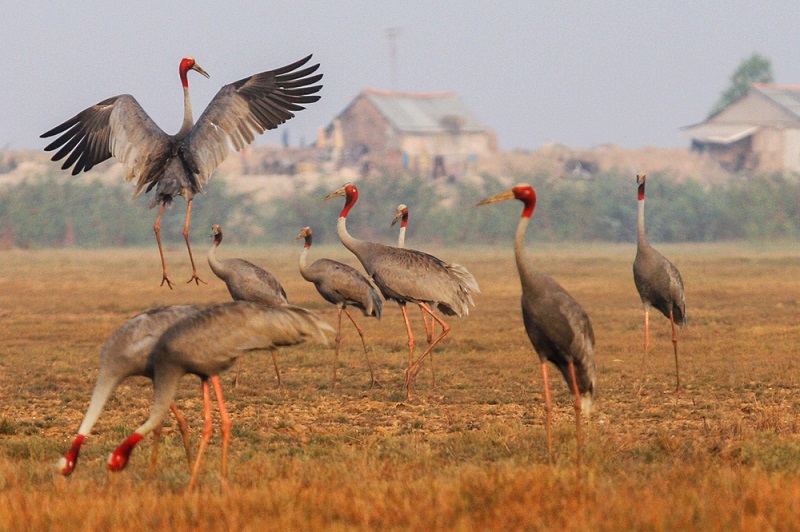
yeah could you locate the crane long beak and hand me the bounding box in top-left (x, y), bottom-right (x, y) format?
top-left (391, 212), bottom-right (403, 226)
top-left (476, 189), bottom-right (516, 206)
top-left (192, 63), bottom-right (210, 79)
top-left (324, 187), bottom-right (346, 201)
top-left (295, 230), bottom-right (308, 240)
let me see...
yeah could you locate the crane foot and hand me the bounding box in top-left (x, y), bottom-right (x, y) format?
top-left (160, 274), bottom-right (176, 290)
top-left (186, 272), bottom-right (207, 285)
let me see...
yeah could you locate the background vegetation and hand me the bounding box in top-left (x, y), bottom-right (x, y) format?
top-left (1, 170), bottom-right (799, 249)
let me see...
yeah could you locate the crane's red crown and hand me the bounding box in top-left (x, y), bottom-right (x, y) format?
top-left (636, 173), bottom-right (646, 200)
top-left (179, 57), bottom-right (209, 87)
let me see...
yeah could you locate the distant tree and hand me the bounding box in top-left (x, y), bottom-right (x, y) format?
top-left (709, 53), bottom-right (774, 118)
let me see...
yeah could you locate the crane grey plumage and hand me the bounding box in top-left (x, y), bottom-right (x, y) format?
top-left (208, 223), bottom-right (289, 387)
top-left (325, 183), bottom-right (479, 399)
top-left (208, 224), bottom-right (288, 306)
top-left (297, 226), bottom-right (383, 388)
top-left (477, 184), bottom-right (595, 464)
top-left (59, 305), bottom-right (201, 476)
top-left (107, 301), bottom-right (333, 490)
top-left (41, 55), bottom-right (322, 288)
top-left (632, 173), bottom-right (686, 391)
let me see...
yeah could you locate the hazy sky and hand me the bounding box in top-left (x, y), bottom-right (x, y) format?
top-left (3, 2), bottom-right (800, 152)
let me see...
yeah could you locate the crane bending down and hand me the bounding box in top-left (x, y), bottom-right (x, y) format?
top-left (208, 224), bottom-right (289, 387)
top-left (632, 173), bottom-right (686, 392)
top-left (60, 305), bottom-right (201, 476)
top-left (392, 204), bottom-right (436, 380)
top-left (297, 226), bottom-right (383, 388)
top-left (477, 184), bottom-right (595, 464)
top-left (325, 183), bottom-right (479, 400)
top-left (107, 302), bottom-right (333, 491)
top-left (41, 55), bottom-right (322, 288)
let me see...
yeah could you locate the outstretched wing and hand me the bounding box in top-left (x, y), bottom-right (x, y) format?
top-left (187, 54), bottom-right (323, 186)
top-left (41, 95), bottom-right (171, 190)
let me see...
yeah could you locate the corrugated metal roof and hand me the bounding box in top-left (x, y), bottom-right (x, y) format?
top-left (680, 124), bottom-right (759, 144)
top-left (752, 83), bottom-right (800, 118)
top-left (362, 89), bottom-right (489, 134)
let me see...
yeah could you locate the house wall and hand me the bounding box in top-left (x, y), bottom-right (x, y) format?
top-left (783, 129), bottom-right (800, 173)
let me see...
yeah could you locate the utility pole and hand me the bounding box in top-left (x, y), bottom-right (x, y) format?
top-left (386, 27), bottom-right (402, 90)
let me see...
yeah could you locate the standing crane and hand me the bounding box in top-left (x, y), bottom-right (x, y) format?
top-left (60, 305), bottom-right (201, 476)
top-left (41, 55), bottom-right (322, 288)
top-left (296, 226), bottom-right (383, 388)
top-left (392, 204), bottom-right (435, 377)
top-left (208, 224), bottom-right (289, 387)
top-left (325, 183), bottom-right (479, 399)
top-left (107, 301), bottom-right (332, 491)
top-left (632, 173), bottom-right (686, 392)
top-left (477, 184), bottom-right (595, 464)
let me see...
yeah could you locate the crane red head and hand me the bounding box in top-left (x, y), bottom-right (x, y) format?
top-left (636, 173), bottom-right (646, 201)
top-left (296, 226), bottom-right (313, 247)
top-left (392, 204), bottom-right (409, 228)
top-left (476, 183), bottom-right (537, 218)
top-left (324, 183), bottom-right (359, 217)
top-left (59, 434), bottom-right (86, 476)
top-left (179, 57), bottom-right (210, 88)
top-left (107, 432), bottom-right (144, 472)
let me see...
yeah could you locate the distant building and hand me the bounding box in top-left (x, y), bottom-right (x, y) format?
top-left (682, 83), bottom-right (800, 173)
top-left (324, 88), bottom-right (497, 179)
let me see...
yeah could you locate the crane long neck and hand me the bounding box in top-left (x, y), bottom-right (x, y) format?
top-left (298, 237), bottom-right (311, 279)
top-left (179, 86), bottom-right (194, 135)
top-left (514, 212), bottom-right (532, 281)
top-left (207, 235), bottom-right (225, 276)
top-left (337, 215), bottom-right (363, 258)
top-left (637, 185), bottom-right (648, 248)
top-left (397, 226), bottom-right (406, 248)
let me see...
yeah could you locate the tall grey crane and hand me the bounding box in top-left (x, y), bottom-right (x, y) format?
top-left (477, 184), bottom-right (595, 464)
top-left (632, 173), bottom-right (686, 392)
top-left (107, 301), bottom-right (332, 491)
top-left (41, 55), bottom-right (322, 288)
top-left (325, 183), bottom-right (479, 400)
top-left (60, 305), bottom-right (201, 476)
top-left (208, 224), bottom-right (289, 387)
top-left (392, 203), bottom-right (436, 379)
top-left (296, 226), bottom-right (383, 388)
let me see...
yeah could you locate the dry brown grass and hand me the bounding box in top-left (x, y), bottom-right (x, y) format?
top-left (1, 242), bottom-right (799, 530)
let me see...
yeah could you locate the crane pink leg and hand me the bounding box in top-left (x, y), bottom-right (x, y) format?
top-left (420, 305), bottom-right (433, 344)
top-left (170, 402), bottom-right (193, 468)
top-left (670, 310), bottom-right (682, 393)
top-left (187, 379), bottom-right (213, 492)
top-left (183, 200), bottom-right (207, 286)
top-left (541, 362), bottom-right (553, 465)
top-left (405, 303), bottom-right (449, 399)
top-left (153, 203), bottom-right (175, 289)
top-left (344, 307), bottom-right (379, 388)
top-left (568, 361), bottom-right (583, 467)
top-left (332, 308), bottom-right (344, 388)
top-left (211, 376), bottom-right (231, 488)
top-left (147, 424), bottom-right (163, 477)
top-left (400, 304), bottom-right (416, 392)
top-left (270, 351), bottom-right (284, 389)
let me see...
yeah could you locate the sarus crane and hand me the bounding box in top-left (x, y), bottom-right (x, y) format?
top-left (477, 184), bottom-right (595, 464)
top-left (208, 224), bottom-right (289, 387)
top-left (107, 301), bottom-right (332, 491)
top-left (325, 183), bottom-right (479, 400)
top-left (296, 226), bottom-right (383, 388)
top-left (633, 173), bottom-right (686, 392)
top-left (60, 305), bottom-right (201, 476)
top-left (41, 55), bottom-right (322, 288)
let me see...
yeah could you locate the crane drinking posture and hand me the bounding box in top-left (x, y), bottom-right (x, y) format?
top-left (107, 302), bottom-right (333, 491)
top-left (41, 55), bottom-right (322, 288)
top-left (325, 183), bottom-right (479, 399)
top-left (60, 306), bottom-right (201, 476)
top-left (209, 224), bottom-right (289, 387)
top-left (296, 226), bottom-right (383, 388)
top-left (632, 173), bottom-right (686, 392)
top-left (477, 184), bottom-right (595, 463)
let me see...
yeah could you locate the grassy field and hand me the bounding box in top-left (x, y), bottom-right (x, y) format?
top-left (0, 242), bottom-right (799, 530)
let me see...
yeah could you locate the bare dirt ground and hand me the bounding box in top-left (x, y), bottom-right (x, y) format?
top-left (0, 243), bottom-right (798, 529)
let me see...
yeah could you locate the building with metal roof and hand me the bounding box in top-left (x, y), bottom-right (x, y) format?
top-left (682, 83), bottom-right (800, 173)
top-left (323, 89), bottom-right (497, 179)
